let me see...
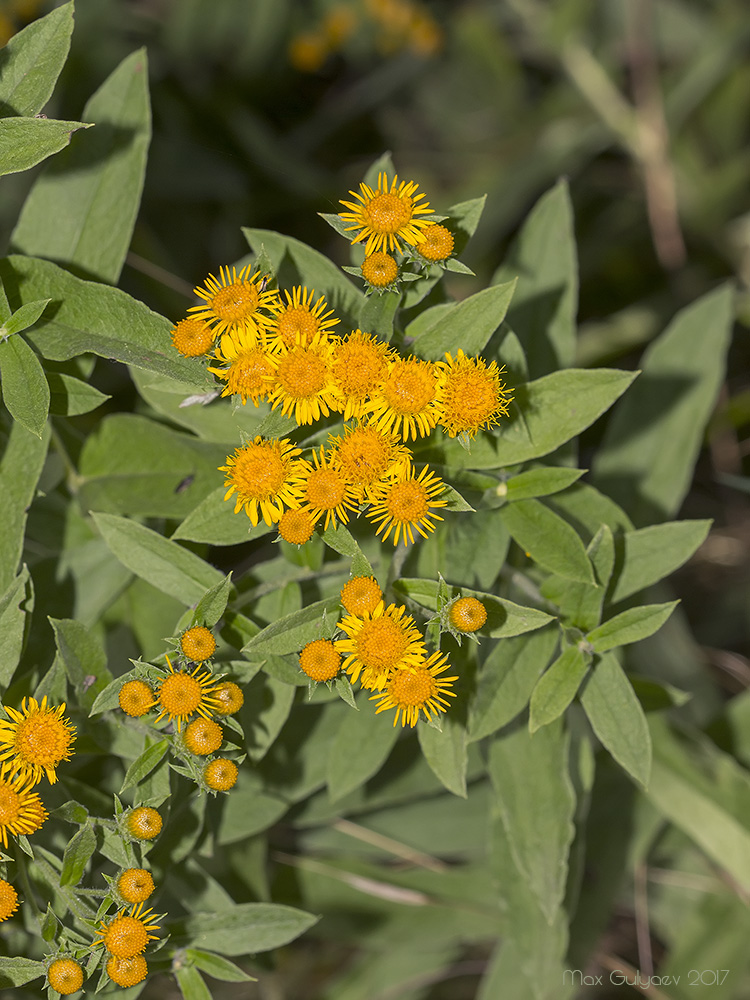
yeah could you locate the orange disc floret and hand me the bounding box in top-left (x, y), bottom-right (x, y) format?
top-left (340, 576), bottom-right (383, 617)
top-left (220, 436), bottom-right (306, 527)
top-left (365, 356), bottom-right (441, 441)
top-left (180, 625), bottom-right (217, 663)
top-left (269, 286), bottom-right (339, 347)
top-left (47, 958), bottom-right (84, 995)
top-left (126, 807), bottom-right (162, 842)
top-left (0, 879), bottom-right (18, 921)
top-left (435, 350), bottom-right (513, 438)
top-left (154, 657), bottom-right (222, 732)
top-left (118, 680), bottom-right (154, 718)
top-left (330, 330), bottom-right (392, 420)
top-left (371, 652), bottom-right (458, 727)
top-left (203, 758), bottom-right (239, 791)
top-left (328, 422), bottom-right (411, 501)
top-left (417, 223), bottom-right (454, 262)
top-left (189, 265), bottom-right (279, 338)
top-left (0, 696), bottom-right (76, 785)
top-left (299, 639), bottom-right (341, 682)
top-left (361, 252), bottom-right (398, 288)
top-left (335, 601), bottom-right (426, 690)
top-left (212, 681), bottom-right (244, 716)
top-left (208, 327), bottom-right (279, 406)
top-left (117, 868), bottom-right (155, 905)
top-left (339, 171), bottom-right (433, 256)
top-left (366, 465), bottom-right (448, 546)
top-left (95, 902), bottom-right (160, 959)
top-left (184, 718), bottom-right (223, 756)
top-left (449, 596), bottom-right (487, 633)
top-left (170, 317), bottom-right (215, 357)
top-left (107, 955), bottom-right (148, 988)
top-left (278, 507), bottom-right (316, 546)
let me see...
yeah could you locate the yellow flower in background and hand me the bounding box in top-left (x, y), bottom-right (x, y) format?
top-left (340, 576), bottom-right (383, 618)
top-left (47, 958), bottom-right (84, 995)
top-left (330, 329), bottom-right (392, 419)
top-left (203, 758), bottom-right (239, 791)
top-left (336, 601), bottom-right (426, 690)
top-left (340, 171), bottom-right (432, 255)
top-left (0, 696), bottom-right (75, 785)
top-left (436, 350), bottom-right (513, 438)
top-left (189, 265), bottom-right (278, 337)
top-left (278, 506), bottom-right (317, 546)
top-left (289, 31), bottom-right (329, 73)
top-left (361, 251), bottom-right (398, 289)
top-left (328, 421), bottom-right (411, 501)
top-left (180, 625), bottom-right (217, 663)
top-left (0, 768), bottom-right (48, 848)
top-left (106, 955), bottom-right (148, 988)
top-left (208, 327), bottom-right (279, 405)
top-left (371, 652), bottom-right (457, 727)
top-left (299, 446), bottom-right (359, 531)
top-left (270, 286), bottom-right (339, 347)
top-left (170, 317), bottom-right (215, 357)
top-left (220, 436), bottom-right (306, 526)
top-left (299, 639), bottom-right (341, 682)
top-left (267, 335), bottom-right (340, 425)
top-left (0, 879), bottom-right (18, 922)
top-left (95, 902), bottom-right (160, 958)
top-left (449, 597), bottom-right (488, 633)
top-left (118, 680), bottom-right (154, 718)
top-left (366, 465), bottom-right (448, 545)
top-left (417, 223), bottom-right (454, 262)
top-left (366, 356), bottom-right (441, 440)
top-left (153, 657), bottom-right (222, 732)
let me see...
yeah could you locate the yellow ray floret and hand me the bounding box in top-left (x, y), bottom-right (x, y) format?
top-left (152, 656), bottom-right (222, 732)
top-left (339, 171), bottom-right (433, 256)
top-left (267, 334), bottom-right (340, 425)
top-left (0, 767), bottom-right (48, 847)
top-left (366, 465), bottom-right (448, 545)
top-left (0, 696), bottom-right (75, 786)
top-left (370, 652), bottom-right (458, 727)
top-left (94, 902), bottom-right (161, 959)
top-left (330, 329), bottom-right (392, 420)
top-left (365, 356), bottom-right (441, 440)
top-left (328, 421), bottom-right (412, 501)
top-left (220, 436), bottom-right (306, 525)
top-left (299, 446), bottom-right (360, 531)
top-left (270, 286), bottom-right (339, 347)
top-left (436, 349), bottom-right (513, 438)
top-left (208, 326), bottom-right (280, 405)
top-left (336, 601), bottom-right (426, 691)
top-left (189, 265), bottom-right (279, 337)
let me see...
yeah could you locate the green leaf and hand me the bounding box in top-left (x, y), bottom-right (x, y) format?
top-left (327, 694), bottom-right (400, 801)
top-left (242, 598), bottom-right (341, 657)
top-left (500, 499), bottom-right (594, 584)
top-left (417, 714), bottom-right (468, 798)
top-left (191, 576), bottom-right (232, 629)
top-left (175, 966), bottom-right (212, 1000)
top-left (587, 601), bottom-right (678, 653)
top-left (12, 49), bottom-right (152, 285)
top-left (540, 523), bottom-right (615, 632)
top-left (529, 647), bottom-right (590, 733)
top-left (47, 371), bottom-right (110, 416)
top-left (0, 117), bottom-right (91, 176)
top-left (59, 822), bottom-right (96, 886)
top-left (609, 519), bottom-right (712, 603)
top-left (580, 653), bottom-right (651, 786)
top-left (0, 958), bottom-right (46, 987)
top-left (0, 298), bottom-right (50, 336)
top-left (593, 285), bottom-right (734, 524)
top-left (184, 903), bottom-right (319, 955)
top-left (185, 950), bottom-right (256, 983)
top-left (0, 419), bottom-right (49, 593)
top-left (0, 567), bottom-right (33, 688)
top-left (492, 178), bottom-right (578, 377)
top-left (0, 335), bottom-right (49, 436)
top-left (40, 903), bottom-right (60, 943)
top-left (359, 289), bottom-right (399, 340)
top-left (49, 617), bottom-right (110, 709)
top-left (92, 512), bottom-right (223, 605)
top-left (173, 487), bottom-right (274, 546)
top-left (410, 281), bottom-right (516, 361)
top-left (0, 256), bottom-right (210, 388)
top-left (0, 1), bottom-right (73, 117)
top-left (319, 523), bottom-right (373, 577)
top-left (504, 465), bottom-right (586, 502)
top-left (120, 740), bottom-right (169, 793)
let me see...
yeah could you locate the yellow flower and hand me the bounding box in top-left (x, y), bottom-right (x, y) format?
top-left (361, 251), bottom-right (398, 289)
top-left (212, 681), bottom-right (244, 716)
top-left (170, 317), bottom-right (215, 357)
top-left (371, 652), bottom-right (457, 727)
top-left (189, 265), bottom-right (279, 337)
top-left (277, 507), bottom-right (316, 546)
top-left (117, 868), bottom-right (155, 905)
top-left (336, 601), bottom-right (426, 690)
top-left (330, 330), bottom-right (392, 419)
top-left (107, 955), bottom-right (148, 988)
top-left (339, 171), bottom-right (432, 255)
top-left (436, 350), bottom-right (513, 438)
top-left (125, 807), bottom-right (162, 842)
top-left (0, 768), bottom-right (48, 848)
top-left (340, 576), bottom-right (383, 617)
top-left (180, 625), bottom-right (216, 663)
top-left (118, 680), bottom-right (154, 718)
top-left (267, 334), bottom-right (340, 426)
top-left (299, 639), bottom-right (341, 682)
top-left (328, 421), bottom-right (411, 501)
top-left (366, 356), bottom-right (441, 440)
top-left (0, 696), bottom-right (75, 785)
top-left (208, 326), bottom-right (279, 405)
top-left (270, 286), bottom-right (339, 347)
top-left (47, 958), bottom-right (84, 995)
top-left (289, 31), bottom-right (329, 73)
top-left (366, 465), bottom-right (448, 545)
top-left (299, 447), bottom-right (359, 531)
top-left (0, 879), bottom-right (18, 922)
top-left (417, 223), bottom-right (454, 262)
top-left (220, 436), bottom-right (306, 526)
top-left (449, 597), bottom-right (487, 633)
top-left (203, 758), bottom-right (239, 791)
top-left (95, 902), bottom-right (160, 958)
top-left (184, 718), bottom-right (223, 756)
top-left (153, 657), bottom-right (222, 732)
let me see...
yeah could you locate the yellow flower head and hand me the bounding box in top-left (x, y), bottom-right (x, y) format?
top-left (180, 625), bottom-right (217, 663)
top-left (153, 657), bottom-right (222, 732)
top-left (361, 251), bottom-right (398, 289)
top-left (330, 330), bottom-right (392, 419)
top-left (366, 356), bottom-right (441, 440)
top-left (328, 421), bottom-right (411, 501)
top-left (47, 958), bottom-right (84, 995)
top-left (0, 767), bottom-right (48, 848)
top-left (270, 286), bottom-right (339, 347)
top-left (299, 639), bottom-right (341, 682)
top-left (208, 326), bottom-right (279, 405)
top-left (336, 601), bottom-right (426, 690)
top-left (220, 436), bottom-right (306, 526)
top-left (371, 652), bottom-right (457, 727)
top-left (95, 902), bottom-right (160, 958)
top-left (107, 955), bottom-right (148, 988)
top-left (417, 223), bottom-right (454, 262)
top-left (189, 265), bottom-right (279, 337)
top-left (436, 350), bottom-right (513, 438)
top-left (125, 807), bottom-right (162, 842)
top-left (340, 576), bottom-right (383, 618)
top-left (184, 717), bottom-right (223, 756)
top-left (212, 681), bottom-right (244, 716)
top-left (118, 680), bottom-right (154, 718)
top-left (203, 758), bottom-right (239, 792)
top-left (299, 446), bottom-right (359, 531)
top-left (267, 334), bottom-right (340, 426)
top-left (0, 696), bottom-right (75, 785)
top-left (366, 465), bottom-right (448, 546)
top-left (278, 507), bottom-right (316, 546)
top-left (170, 317), bottom-right (215, 357)
top-left (117, 868), bottom-right (155, 905)
top-left (449, 596), bottom-right (487, 633)
top-left (339, 171), bottom-right (432, 255)
top-left (0, 879), bottom-right (19, 922)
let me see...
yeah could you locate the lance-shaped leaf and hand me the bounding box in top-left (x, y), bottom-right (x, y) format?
top-left (0, 419), bottom-right (49, 594)
top-left (184, 903), bottom-right (319, 955)
top-left (242, 598), bottom-right (342, 658)
top-left (327, 695), bottom-right (400, 801)
top-left (0, 335), bottom-right (49, 437)
top-left (60, 823), bottom-right (97, 886)
top-left (529, 647), bottom-right (590, 733)
top-left (501, 498), bottom-right (595, 584)
top-left (0, 1), bottom-right (73, 117)
top-left (587, 601), bottom-right (678, 653)
top-left (609, 519), bottom-right (712, 603)
top-left (418, 714), bottom-right (468, 798)
top-left (410, 281), bottom-right (516, 361)
top-left (0, 117), bottom-right (91, 176)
